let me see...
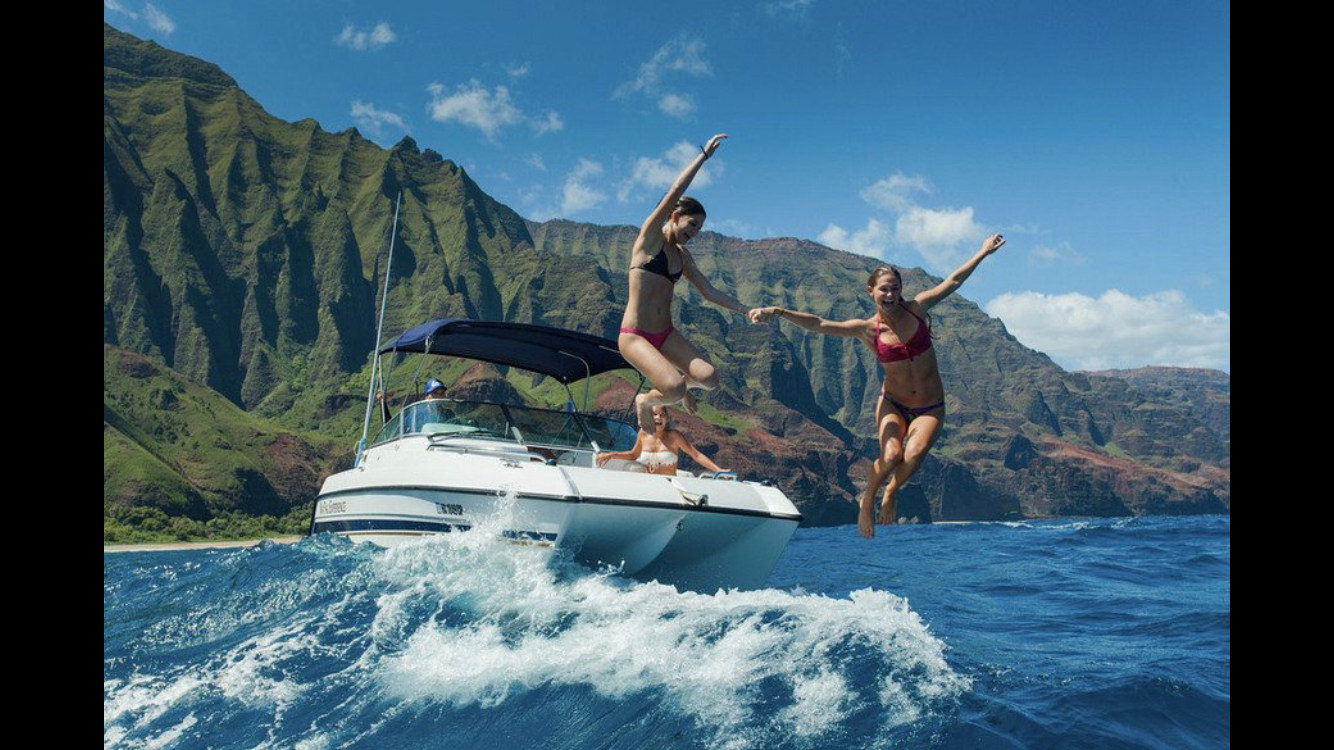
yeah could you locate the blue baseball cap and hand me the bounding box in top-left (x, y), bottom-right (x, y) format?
top-left (424, 379), bottom-right (446, 394)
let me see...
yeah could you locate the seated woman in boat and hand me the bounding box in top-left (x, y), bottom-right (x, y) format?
top-left (595, 406), bottom-right (729, 476)
top-left (618, 133), bottom-right (761, 431)
top-left (750, 233), bottom-right (1006, 538)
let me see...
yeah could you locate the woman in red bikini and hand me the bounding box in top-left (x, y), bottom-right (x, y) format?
top-left (619, 133), bottom-right (757, 431)
top-left (750, 233), bottom-right (1006, 538)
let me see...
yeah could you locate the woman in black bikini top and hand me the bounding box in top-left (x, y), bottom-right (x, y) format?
top-left (616, 134), bottom-right (760, 432)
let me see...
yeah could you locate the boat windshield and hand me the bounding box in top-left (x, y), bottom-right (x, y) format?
top-left (372, 398), bottom-right (637, 452)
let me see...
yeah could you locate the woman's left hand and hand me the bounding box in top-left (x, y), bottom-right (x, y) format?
top-left (981, 233), bottom-right (1006, 254)
top-left (702, 134), bottom-right (728, 159)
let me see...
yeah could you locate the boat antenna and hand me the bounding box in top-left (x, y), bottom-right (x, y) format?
top-left (356, 191), bottom-right (404, 467)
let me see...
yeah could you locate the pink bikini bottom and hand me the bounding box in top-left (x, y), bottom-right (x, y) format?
top-left (619, 325), bottom-right (675, 351)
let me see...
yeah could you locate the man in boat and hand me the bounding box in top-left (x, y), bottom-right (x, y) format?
top-left (375, 379), bottom-right (448, 423)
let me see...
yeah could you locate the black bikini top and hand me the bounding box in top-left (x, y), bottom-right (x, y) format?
top-left (634, 245), bottom-right (683, 284)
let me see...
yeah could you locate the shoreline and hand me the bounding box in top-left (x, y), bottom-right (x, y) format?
top-left (104, 536), bottom-right (302, 553)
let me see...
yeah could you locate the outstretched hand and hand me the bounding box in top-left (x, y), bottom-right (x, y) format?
top-left (981, 233), bottom-right (1006, 255)
top-left (748, 307), bottom-right (779, 324)
top-left (703, 134), bottom-right (728, 159)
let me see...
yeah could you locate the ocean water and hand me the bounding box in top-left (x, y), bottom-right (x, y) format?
top-left (104, 515), bottom-right (1229, 749)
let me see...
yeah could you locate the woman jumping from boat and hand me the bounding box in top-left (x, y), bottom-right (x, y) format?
top-left (751, 233), bottom-right (1006, 538)
top-left (619, 133), bottom-right (758, 431)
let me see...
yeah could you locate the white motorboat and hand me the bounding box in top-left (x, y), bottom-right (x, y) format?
top-left (311, 318), bottom-right (802, 591)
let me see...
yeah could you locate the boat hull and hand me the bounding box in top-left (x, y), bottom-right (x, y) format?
top-left (312, 441), bottom-right (801, 591)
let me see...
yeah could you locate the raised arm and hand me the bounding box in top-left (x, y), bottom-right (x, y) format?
top-left (667, 431), bottom-right (727, 473)
top-left (750, 306), bottom-right (869, 338)
top-left (639, 134), bottom-right (727, 238)
top-left (914, 233), bottom-right (1006, 311)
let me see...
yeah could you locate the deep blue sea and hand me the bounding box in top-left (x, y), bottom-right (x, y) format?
top-left (104, 515), bottom-right (1230, 749)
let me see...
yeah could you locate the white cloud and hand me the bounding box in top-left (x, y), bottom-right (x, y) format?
top-left (531, 110), bottom-right (564, 135)
top-left (426, 80), bottom-right (561, 143)
top-left (818, 219), bottom-right (892, 258)
top-left (561, 159), bottom-right (607, 215)
top-left (984, 289), bottom-right (1230, 371)
top-left (350, 101), bottom-right (409, 142)
top-left (658, 92), bottom-right (696, 119)
top-left (894, 205), bottom-right (986, 269)
top-left (505, 62), bottom-right (530, 79)
top-left (525, 153), bottom-right (547, 172)
top-left (336, 22), bottom-right (395, 51)
top-left (766, 0), bottom-right (816, 17)
top-left (105, 1), bottom-right (138, 20)
top-left (843, 170), bottom-right (988, 269)
top-left (860, 172), bottom-right (931, 213)
top-left (525, 160), bottom-right (608, 221)
top-left (427, 80), bottom-right (523, 142)
top-left (710, 218), bottom-right (763, 239)
top-left (617, 141), bottom-right (722, 203)
top-left (615, 34), bottom-right (712, 115)
top-left (143, 2), bottom-right (175, 35)
top-left (1027, 241), bottom-right (1086, 267)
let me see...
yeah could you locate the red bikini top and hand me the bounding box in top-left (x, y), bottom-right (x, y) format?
top-left (873, 306), bottom-right (932, 363)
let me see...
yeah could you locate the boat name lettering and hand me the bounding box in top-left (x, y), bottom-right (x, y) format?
top-left (436, 503), bottom-right (465, 516)
top-left (320, 500), bottom-right (347, 516)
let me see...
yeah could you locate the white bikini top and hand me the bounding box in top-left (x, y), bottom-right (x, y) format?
top-left (639, 449), bottom-right (677, 468)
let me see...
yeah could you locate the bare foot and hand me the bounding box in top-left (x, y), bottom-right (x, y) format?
top-left (634, 393), bottom-right (655, 432)
top-left (878, 495), bottom-right (897, 525)
top-left (858, 498), bottom-right (876, 539)
top-left (682, 389), bottom-right (699, 415)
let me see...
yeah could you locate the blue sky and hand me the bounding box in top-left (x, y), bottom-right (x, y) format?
top-left (105, 1), bottom-right (1230, 372)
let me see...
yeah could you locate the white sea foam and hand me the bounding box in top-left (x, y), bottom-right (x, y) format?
top-left (105, 614), bottom-right (322, 747)
top-left (371, 530), bottom-right (970, 747)
top-left (142, 714), bottom-right (197, 750)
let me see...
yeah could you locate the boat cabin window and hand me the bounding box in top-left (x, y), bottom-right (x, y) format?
top-left (373, 411), bottom-right (404, 444)
top-left (402, 400), bottom-right (511, 439)
top-left (506, 408), bottom-right (589, 449)
top-left (579, 414), bottom-right (639, 452)
top-left (370, 397), bottom-right (638, 453)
